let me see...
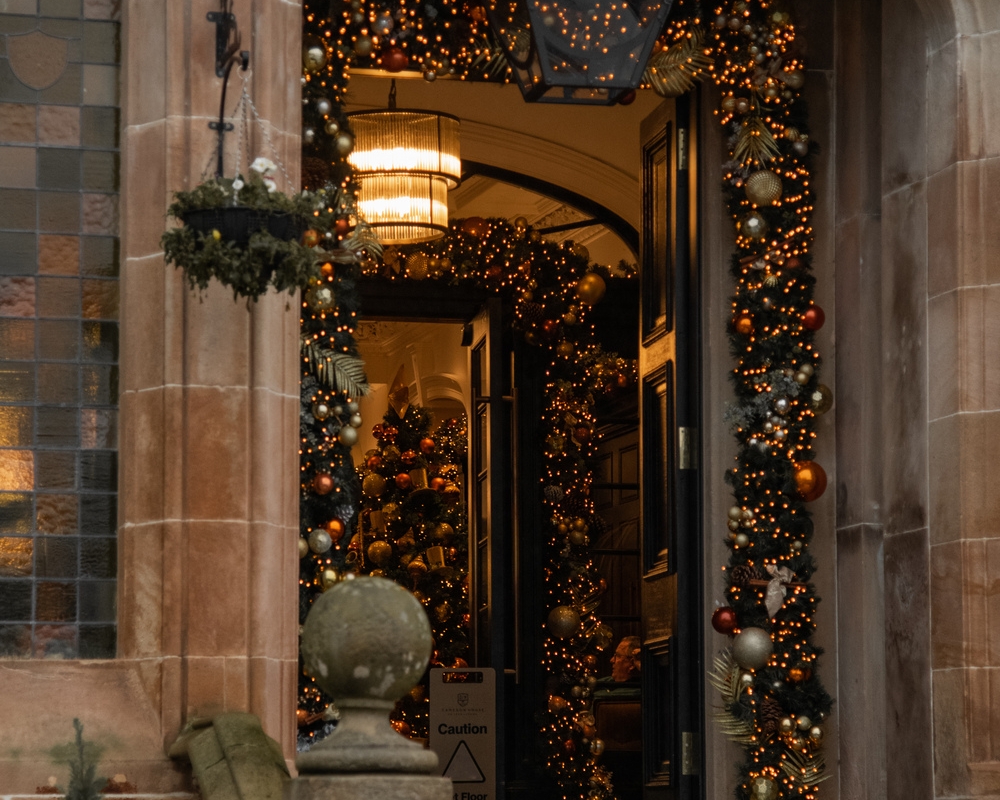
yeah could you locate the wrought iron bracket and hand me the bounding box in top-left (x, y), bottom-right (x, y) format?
top-left (206, 1), bottom-right (250, 178)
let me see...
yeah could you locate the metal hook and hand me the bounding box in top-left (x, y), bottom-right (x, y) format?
top-left (207, 0), bottom-right (250, 178)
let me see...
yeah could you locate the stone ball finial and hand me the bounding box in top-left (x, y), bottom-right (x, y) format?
top-left (297, 576), bottom-right (438, 774)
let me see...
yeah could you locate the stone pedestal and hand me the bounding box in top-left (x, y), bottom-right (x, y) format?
top-left (286, 577), bottom-right (452, 800)
top-left (286, 774), bottom-right (451, 800)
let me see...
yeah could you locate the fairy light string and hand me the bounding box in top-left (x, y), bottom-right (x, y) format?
top-left (299, 1), bottom-right (831, 797)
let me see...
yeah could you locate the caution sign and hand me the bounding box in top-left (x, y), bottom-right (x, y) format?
top-left (429, 668), bottom-right (496, 800)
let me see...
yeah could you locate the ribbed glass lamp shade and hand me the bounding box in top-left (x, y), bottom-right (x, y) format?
top-left (488, 0), bottom-right (675, 104)
top-left (355, 172), bottom-right (450, 245)
top-left (347, 110), bottom-right (461, 245)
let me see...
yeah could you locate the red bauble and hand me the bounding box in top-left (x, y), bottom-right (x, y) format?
top-left (395, 472), bottom-right (412, 490)
top-left (430, 476), bottom-right (446, 491)
top-left (419, 437), bottom-right (435, 454)
top-left (462, 216), bottom-right (487, 238)
top-left (382, 47), bottom-right (409, 73)
top-left (400, 449), bottom-right (418, 466)
top-left (372, 423), bottom-right (385, 440)
top-left (618, 89), bottom-right (637, 105)
top-left (365, 454), bottom-right (383, 470)
top-left (711, 606), bottom-right (739, 635)
top-left (312, 472), bottom-right (334, 495)
top-left (382, 425), bottom-right (398, 443)
top-left (802, 304), bottom-right (826, 331)
top-left (573, 425), bottom-right (592, 443)
top-left (334, 217), bottom-right (352, 237)
top-left (541, 319), bottom-right (561, 341)
top-left (784, 256), bottom-right (803, 270)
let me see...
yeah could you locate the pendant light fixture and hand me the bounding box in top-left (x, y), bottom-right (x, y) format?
top-left (347, 81), bottom-right (461, 245)
top-left (487, 0), bottom-right (675, 105)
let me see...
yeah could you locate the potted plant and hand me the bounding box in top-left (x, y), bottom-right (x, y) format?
top-left (162, 157), bottom-right (336, 302)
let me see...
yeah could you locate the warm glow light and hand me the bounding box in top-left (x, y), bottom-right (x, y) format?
top-left (347, 109), bottom-right (460, 244)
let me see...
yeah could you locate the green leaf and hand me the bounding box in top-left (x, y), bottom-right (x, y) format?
top-left (301, 340), bottom-right (370, 398)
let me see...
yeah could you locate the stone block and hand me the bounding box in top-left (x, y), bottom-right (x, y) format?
top-left (285, 774), bottom-right (451, 800)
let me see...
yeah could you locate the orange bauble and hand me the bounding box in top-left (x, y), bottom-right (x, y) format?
top-left (302, 228), bottom-right (320, 248)
top-left (794, 460), bottom-right (827, 502)
top-left (735, 313), bottom-right (754, 336)
top-left (325, 518), bottom-right (345, 543)
top-left (419, 437), bottom-right (435, 454)
top-left (395, 472), bottom-right (412, 490)
top-left (788, 665), bottom-right (813, 683)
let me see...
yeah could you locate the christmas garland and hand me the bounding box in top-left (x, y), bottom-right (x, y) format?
top-left (298, 2), bottom-right (833, 798)
top-left (706, 4), bottom-right (833, 800)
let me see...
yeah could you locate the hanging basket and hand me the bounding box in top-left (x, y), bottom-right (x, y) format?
top-left (182, 206), bottom-right (305, 246)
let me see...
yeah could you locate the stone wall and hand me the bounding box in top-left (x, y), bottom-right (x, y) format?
top-left (0, 0), bottom-right (302, 792)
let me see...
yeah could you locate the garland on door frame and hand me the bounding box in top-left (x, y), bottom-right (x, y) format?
top-left (298, 1), bottom-right (833, 798)
top-left (706, 3), bottom-right (834, 800)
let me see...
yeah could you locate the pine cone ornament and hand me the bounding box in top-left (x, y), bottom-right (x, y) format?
top-left (759, 696), bottom-right (784, 737)
top-left (520, 301), bottom-right (545, 326)
top-left (730, 564), bottom-right (759, 589)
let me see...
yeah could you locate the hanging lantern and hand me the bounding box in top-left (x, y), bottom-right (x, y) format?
top-left (347, 85), bottom-right (461, 245)
top-left (487, 0), bottom-right (675, 104)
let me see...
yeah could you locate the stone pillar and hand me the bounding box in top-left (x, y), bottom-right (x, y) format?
top-left (119, 0), bottom-right (302, 760)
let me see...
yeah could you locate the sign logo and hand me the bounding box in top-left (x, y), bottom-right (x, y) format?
top-left (457, 692), bottom-right (469, 707)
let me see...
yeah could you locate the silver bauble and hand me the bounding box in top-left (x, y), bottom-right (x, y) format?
top-left (750, 776), bottom-right (778, 800)
top-left (302, 37), bottom-right (328, 72)
top-left (324, 119), bottom-right (340, 136)
top-left (303, 127), bottom-right (315, 145)
top-left (739, 212), bottom-right (768, 240)
top-left (349, 413), bottom-right (363, 428)
top-left (338, 425), bottom-right (359, 447)
top-left (309, 529), bottom-right (333, 554)
top-left (334, 131), bottom-right (355, 157)
top-left (732, 627), bottom-right (772, 669)
top-left (316, 98), bottom-right (332, 116)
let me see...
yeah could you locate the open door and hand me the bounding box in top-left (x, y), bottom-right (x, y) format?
top-left (637, 95), bottom-right (703, 798)
top-left (466, 296), bottom-right (514, 796)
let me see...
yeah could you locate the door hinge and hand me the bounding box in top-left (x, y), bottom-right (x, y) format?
top-left (678, 426), bottom-right (697, 469)
top-left (681, 731), bottom-right (700, 775)
top-left (677, 128), bottom-right (688, 171)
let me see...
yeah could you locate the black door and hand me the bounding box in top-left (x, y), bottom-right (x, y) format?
top-left (637, 94), bottom-right (703, 799)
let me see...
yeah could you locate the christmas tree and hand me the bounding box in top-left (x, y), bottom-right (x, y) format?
top-left (354, 368), bottom-right (471, 739)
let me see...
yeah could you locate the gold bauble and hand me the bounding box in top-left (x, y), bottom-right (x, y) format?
top-left (547, 605), bottom-right (581, 638)
top-left (745, 170), bottom-right (783, 206)
top-left (575, 273), bottom-right (606, 306)
top-left (571, 243), bottom-right (590, 262)
top-left (320, 568), bottom-right (340, 590)
top-left (811, 383), bottom-right (834, 415)
top-left (362, 473), bottom-right (386, 498)
top-left (298, 537), bottom-right (309, 558)
top-left (367, 539), bottom-right (393, 566)
top-left (305, 285), bottom-right (336, 312)
top-left (382, 502), bottom-right (400, 520)
top-left (406, 252), bottom-right (429, 280)
top-left (432, 522), bottom-right (454, 540)
top-left (556, 340), bottom-right (574, 358)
